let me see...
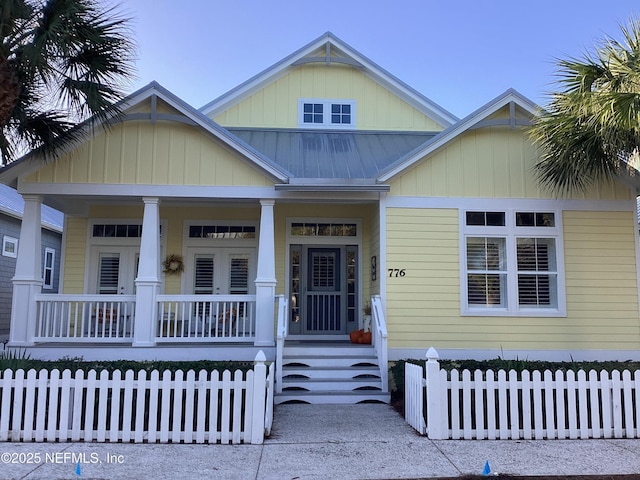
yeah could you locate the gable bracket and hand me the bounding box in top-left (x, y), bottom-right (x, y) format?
top-left (326, 42), bottom-right (331, 66)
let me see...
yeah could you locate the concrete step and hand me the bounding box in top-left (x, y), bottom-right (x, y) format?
top-left (282, 366), bottom-right (381, 379)
top-left (281, 377), bottom-right (383, 391)
top-left (282, 355), bottom-right (378, 368)
top-left (275, 390), bottom-right (390, 405)
top-left (282, 344), bottom-right (376, 357)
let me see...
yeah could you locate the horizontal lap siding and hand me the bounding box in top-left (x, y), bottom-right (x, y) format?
top-left (562, 210), bottom-right (640, 349)
top-left (386, 208), bottom-right (640, 351)
top-left (386, 208), bottom-right (460, 347)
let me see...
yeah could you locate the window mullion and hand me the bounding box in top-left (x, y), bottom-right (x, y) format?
top-left (505, 235), bottom-right (518, 312)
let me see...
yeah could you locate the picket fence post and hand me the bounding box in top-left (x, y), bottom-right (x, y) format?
top-left (425, 347), bottom-right (447, 439)
top-left (251, 350), bottom-right (267, 445)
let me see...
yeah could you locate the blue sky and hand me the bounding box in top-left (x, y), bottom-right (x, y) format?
top-left (126, 0), bottom-right (639, 119)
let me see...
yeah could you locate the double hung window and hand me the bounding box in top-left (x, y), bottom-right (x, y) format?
top-left (462, 210), bottom-right (564, 316)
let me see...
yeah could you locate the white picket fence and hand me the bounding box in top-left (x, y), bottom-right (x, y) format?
top-left (0, 351), bottom-right (273, 445)
top-left (405, 347), bottom-right (640, 440)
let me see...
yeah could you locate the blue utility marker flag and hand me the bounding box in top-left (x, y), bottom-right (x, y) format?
top-left (482, 460), bottom-right (491, 475)
top-left (76, 460), bottom-right (82, 476)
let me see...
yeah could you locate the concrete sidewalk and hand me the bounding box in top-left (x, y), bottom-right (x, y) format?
top-left (1, 404), bottom-right (639, 479)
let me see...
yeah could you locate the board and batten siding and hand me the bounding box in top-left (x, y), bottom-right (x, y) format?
top-left (389, 125), bottom-right (633, 201)
top-left (212, 64), bottom-right (445, 132)
top-left (24, 121), bottom-right (273, 187)
top-left (62, 217), bottom-right (88, 294)
top-left (385, 207), bottom-right (640, 352)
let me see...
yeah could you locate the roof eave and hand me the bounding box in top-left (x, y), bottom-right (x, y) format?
top-left (377, 89), bottom-right (539, 182)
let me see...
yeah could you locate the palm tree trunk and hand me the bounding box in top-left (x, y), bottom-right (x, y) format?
top-left (0, 54), bottom-right (21, 129)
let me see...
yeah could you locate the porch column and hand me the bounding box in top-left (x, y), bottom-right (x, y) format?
top-left (9, 195), bottom-right (43, 346)
top-left (254, 199), bottom-right (276, 346)
top-left (133, 197), bottom-right (161, 347)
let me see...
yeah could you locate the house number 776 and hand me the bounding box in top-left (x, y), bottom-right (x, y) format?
top-left (388, 269), bottom-right (406, 277)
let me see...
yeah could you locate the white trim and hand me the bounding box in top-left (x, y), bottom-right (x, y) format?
top-left (379, 193), bottom-right (388, 312)
top-left (385, 195), bottom-right (636, 212)
top-left (459, 208), bottom-right (566, 317)
top-left (298, 98), bottom-right (356, 129)
top-left (42, 247), bottom-right (55, 290)
top-left (2, 235), bottom-right (18, 258)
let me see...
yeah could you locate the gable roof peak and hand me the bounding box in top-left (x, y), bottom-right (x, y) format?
top-left (199, 33), bottom-right (458, 127)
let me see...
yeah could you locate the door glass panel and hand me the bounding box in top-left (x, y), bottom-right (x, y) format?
top-left (98, 253), bottom-right (120, 294)
top-left (229, 256), bottom-right (249, 294)
top-left (310, 251), bottom-right (338, 290)
top-left (194, 255), bottom-right (214, 295)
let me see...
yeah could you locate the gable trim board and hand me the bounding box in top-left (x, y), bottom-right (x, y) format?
top-left (200, 32), bottom-right (458, 128)
top-left (378, 89), bottom-right (538, 182)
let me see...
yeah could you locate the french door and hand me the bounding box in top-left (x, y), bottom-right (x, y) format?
top-left (186, 248), bottom-right (255, 295)
top-left (93, 247), bottom-right (139, 295)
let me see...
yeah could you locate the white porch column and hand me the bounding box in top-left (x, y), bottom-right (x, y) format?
top-left (9, 195), bottom-right (43, 346)
top-left (254, 199), bottom-right (277, 346)
top-left (133, 197), bottom-right (161, 347)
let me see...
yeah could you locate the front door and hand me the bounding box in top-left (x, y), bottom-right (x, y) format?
top-left (290, 245), bottom-right (358, 336)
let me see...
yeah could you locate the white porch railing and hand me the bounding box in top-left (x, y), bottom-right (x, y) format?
top-left (34, 295), bottom-right (136, 342)
top-left (156, 295), bottom-right (256, 342)
top-left (274, 295), bottom-right (288, 394)
top-left (371, 295), bottom-right (388, 393)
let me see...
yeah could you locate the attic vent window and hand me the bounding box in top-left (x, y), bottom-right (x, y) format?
top-left (299, 99), bottom-right (355, 128)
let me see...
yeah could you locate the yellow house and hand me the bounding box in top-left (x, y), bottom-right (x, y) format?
top-left (2, 32), bottom-right (639, 403)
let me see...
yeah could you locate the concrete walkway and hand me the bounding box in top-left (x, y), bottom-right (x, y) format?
top-left (1, 404), bottom-right (639, 479)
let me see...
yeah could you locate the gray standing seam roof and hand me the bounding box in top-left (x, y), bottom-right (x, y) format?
top-left (227, 128), bottom-right (437, 180)
top-left (0, 184), bottom-right (63, 232)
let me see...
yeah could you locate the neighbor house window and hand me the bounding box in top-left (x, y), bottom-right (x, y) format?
top-left (43, 248), bottom-right (55, 289)
top-left (299, 99), bottom-right (356, 128)
top-left (462, 210), bottom-right (564, 316)
top-left (2, 236), bottom-right (17, 258)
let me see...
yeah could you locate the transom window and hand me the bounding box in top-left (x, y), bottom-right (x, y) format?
top-left (462, 210), bottom-right (564, 316)
top-left (189, 225), bottom-right (256, 239)
top-left (291, 222), bottom-right (357, 237)
top-left (93, 224), bottom-right (142, 238)
top-left (299, 99), bottom-right (356, 128)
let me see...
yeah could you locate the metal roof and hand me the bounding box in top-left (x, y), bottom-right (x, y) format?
top-left (226, 128), bottom-right (437, 180)
top-left (0, 184), bottom-right (63, 232)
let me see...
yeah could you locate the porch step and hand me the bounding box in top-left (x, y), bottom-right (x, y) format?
top-left (276, 343), bottom-right (389, 405)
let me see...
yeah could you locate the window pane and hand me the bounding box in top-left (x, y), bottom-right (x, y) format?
top-left (518, 274), bottom-right (556, 306)
top-left (467, 273), bottom-right (506, 307)
top-left (194, 256), bottom-right (214, 294)
top-left (516, 212), bottom-right (535, 226)
top-left (485, 212), bottom-right (505, 226)
top-left (536, 213), bottom-right (555, 227)
top-left (303, 103), bottom-right (313, 113)
top-left (466, 237), bottom-right (506, 271)
top-left (229, 257), bottom-right (249, 294)
top-left (517, 238), bottom-right (556, 271)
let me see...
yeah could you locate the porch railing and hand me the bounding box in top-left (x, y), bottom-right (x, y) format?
top-left (371, 295), bottom-right (389, 393)
top-left (34, 294), bottom-right (136, 342)
top-left (275, 295), bottom-right (288, 394)
top-left (156, 295), bottom-right (256, 342)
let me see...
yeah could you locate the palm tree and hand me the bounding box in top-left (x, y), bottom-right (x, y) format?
top-left (0, 0), bottom-right (135, 166)
top-left (530, 18), bottom-right (640, 194)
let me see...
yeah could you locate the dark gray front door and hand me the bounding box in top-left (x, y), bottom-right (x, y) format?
top-left (303, 248), bottom-right (345, 334)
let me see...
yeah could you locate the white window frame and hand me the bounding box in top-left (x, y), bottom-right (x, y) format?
top-left (460, 208), bottom-right (566, 317)
top-left (43, 247), bottom-right (55, 289)
top-left (298, 98), bottom-right (356, 129)
top-left (2, 236), bottom-right (18, 258)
